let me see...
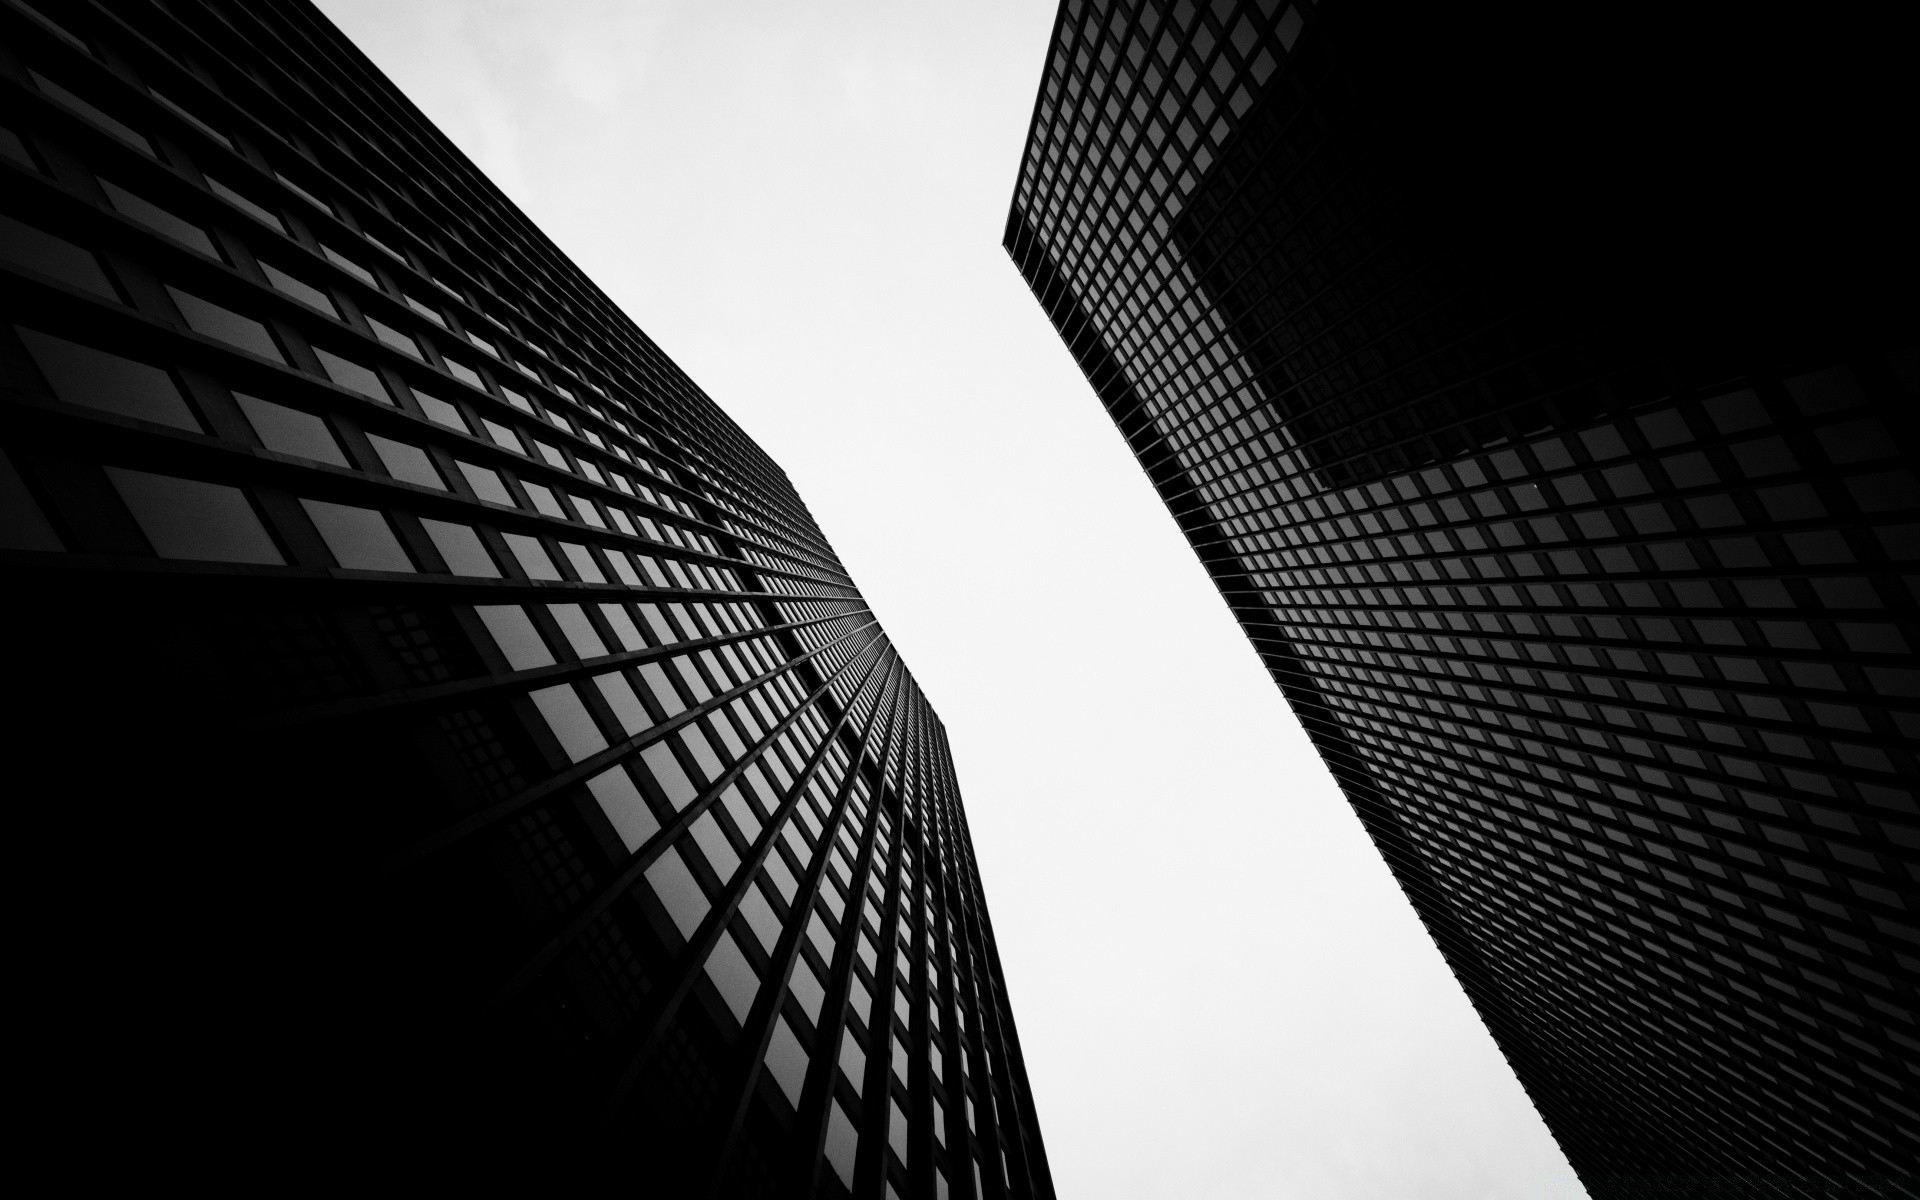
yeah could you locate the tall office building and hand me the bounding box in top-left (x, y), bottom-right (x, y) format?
top-left (1006, 3), bottom-right (1917, 1197)
top-left (0, 2), bottom-right (1052, 1195)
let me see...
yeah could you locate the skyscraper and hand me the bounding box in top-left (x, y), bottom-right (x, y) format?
top-left (1006, 3), bottom-right (1917, 1197)
top-left (1, 2), bottom-right (1051, 1195)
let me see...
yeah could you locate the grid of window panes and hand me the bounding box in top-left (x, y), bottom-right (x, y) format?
top-left (1004, 2), bottom-right (1918, 1197)
top-left (0, 2), bottom-right (1051, 1195)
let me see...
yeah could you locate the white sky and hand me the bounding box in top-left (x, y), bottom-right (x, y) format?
top-left (315, 3), bottom-right (1588, 1196)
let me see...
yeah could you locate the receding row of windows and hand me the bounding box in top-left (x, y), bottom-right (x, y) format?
top-left (9, 43), bottom-right (642, 456)
top-left (1328, 683), bottom-right (1912, 871)
top-left (1374, 769), bottom-right (1918, 1063)
top-left (1354, 741), bottom-right (1915, 990)
top-left (612, 672), bottom-right (1014, 1196)
top-left (4, 42), bottom-right (830, 578)
top-left (0, 150), bottom-right (774, 568)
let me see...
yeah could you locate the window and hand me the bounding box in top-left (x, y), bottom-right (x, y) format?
top-left (640, 741), bottom-right (699, 810)
top-left (474, 604), bottom-right (553, 670)
top-left (764, 1016), bottom-right (810, 1108)
top-left (235, 393), bottom-right (346, 465)
top-left (824, 1101), bottom-right (859, 1189)
top-left (314, 348), bottom-right (390, 403)
top-left (546, 603), bottom-right (607, 658)
top-left (106, 468), bottom-right (282, 564)
top-left (503, 532), bottom-right (560, 580)
top-left (17, 328), bottom-right (198, 431)
top-left (260, 261), bottom-right (337, 316)
top-left (690, 810), bottom-right (740, 879)
top-left (368, 316), bottom-right (421, 359)
top-left (168, 287), bottom-right (282, 361)
top-left (367, 434), bottom-right (445, 489)
top-left (0, 213), bottom-right (115, 298)
top-left (644, 845), bottom-right (708, 940)
top-left (456, 461), bottom-right (512, 505)
top-left (31, 71), bottom-right (152, 155)
top-left (445, 357), bottom-right (484, 389)
top-left (420, 519), bottom-right (497, 577)
top-left (790, 958), bottom-right (826, 1024)
top-left (300, 498), bottom-right (413, 571)
top-left (704, 930), bottom-right (759, 1025)
top-left (320, 244), bottom-right (374, 286)
top-left (529, 682), bottom-right (607, 763)
top-left (740, 883), bottom-right (782, 952)
top-left (99, 180), bottom-right (214, 255)
top-left (415, 392), bottom-right (467, 431)
top-left (559, 542), bottom-right (606, 582)
top-left (206, 177), bottom-right (283, 231)
top-left (522, 481), bottom-right (566, 518)
top-left (587, 763), bottom-right (659, 853)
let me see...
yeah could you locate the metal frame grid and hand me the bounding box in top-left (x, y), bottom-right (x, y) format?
top-left (1002, 2), bottom-right (1918, 1197)
top-left (0, 2), bottom-right (1051, 1195)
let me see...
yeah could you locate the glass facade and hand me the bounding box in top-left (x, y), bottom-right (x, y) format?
top-left (1005, 3), bottom-right (1916, 1198)
top-left (1, 2), bottom-right (1050, 1195)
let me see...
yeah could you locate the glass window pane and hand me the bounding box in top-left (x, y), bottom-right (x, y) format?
top-left (415, 392), bottom-right (466, 431)
top-left (420, 518), bottom-right (498, 577)
top-left (503, 532), bottom-right (561, 580)
top-left (593, 671), bottom-right (649, 735)
top-left (235, 393), bottom-right (346, 465)
top-left (167, 286), bottom-right (282, 361)
top-left (640, 741), bottom-right (699, 810)
top-left (645, 845), bottom-right (708, 940)
top-left (703, 929), bottom-right (759, 1025)
top-left (368, 434), bottom-right (445, 489)
top-left (300, 498), bottom-right (413, 571)
top-left (314, 348), bottom-right (391, 403)
top-left (18, 327), bottom-right (198, 431)
top-left (529, 682), bottom-right (607, 763)
top-left (99, 180), bottom-right (213, 254)
top-left (825, 1102), bottom-right (858, 1189)
top-left (764, 1015), bottom-right (808, 1108)
top-left (561, 542), bottom-right (605, 582)
top-left (106, 467), bottom-right (282, 564)
top-left (0, 213), bottom-right (115, 297)
top-left (587, 762), bottom-right (658, 854)
top-left (456, 461), bottom-right (512, 504)
top-left (260, 261), bottom-right (336, 316)
top-left (473, 604), bottom-right (553, 670)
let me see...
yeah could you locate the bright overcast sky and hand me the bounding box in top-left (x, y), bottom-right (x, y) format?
top-left (316, 3), bottom-right (1588, 1196)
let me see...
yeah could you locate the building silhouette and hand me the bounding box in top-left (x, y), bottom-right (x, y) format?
top-left (0, 2), bottom-right (1051, 1195)
top-left (1006, 3), bottom-right (1917, 1197)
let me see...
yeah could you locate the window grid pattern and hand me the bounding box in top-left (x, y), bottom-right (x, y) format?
top-left (1003, 2), bottom-right (1918, 1198)
top-left (0, 2), bottom-right (1050, 1195)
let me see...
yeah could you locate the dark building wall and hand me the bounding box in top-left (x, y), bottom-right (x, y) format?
top-left (0, 3), bottom-right (1050, 1196)
top-left (1005, 3), bottom-right (1918, 1197)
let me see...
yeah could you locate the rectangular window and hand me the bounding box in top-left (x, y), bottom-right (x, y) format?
top-left (587, 763), bottom-right (658, 853)
top-left (100, 180), bottom-right (215, 256)
top-left (260, 261), bottom-right (337, 316)
top-left (167, 286), bottom-right (283, 361)
top-left (367, 434), bottom-right (445, 489)
top-left (420, 518), bottom-right (498, 577)
top-left (106, 468), bottom-right (281, 564)
top-left (31, 71), bottom-right (153, 155)
top-left (17, 327), bottom-right (198, 431)
top-left (314, 348), bottom-right (391, 403)
top-left (0, 213), bottom-right (115, 298)
top-left (529, 682), bottom-right (609, 763)
top-left (235, 393), bottom-right (346, 465)
top-left (206, 177), bottom-right (284, 231)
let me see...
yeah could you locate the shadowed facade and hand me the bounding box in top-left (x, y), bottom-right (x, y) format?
top-left (0, 2), bottom-right (1051, 1195)
top-left (1005, 2), bottom-right (1917, 1196)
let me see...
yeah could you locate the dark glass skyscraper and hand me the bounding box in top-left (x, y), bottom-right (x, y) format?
top-left (1007, 3), bottom-right (1917, 1197)
top-left (1, 2), bottom-right (1051, 1195)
